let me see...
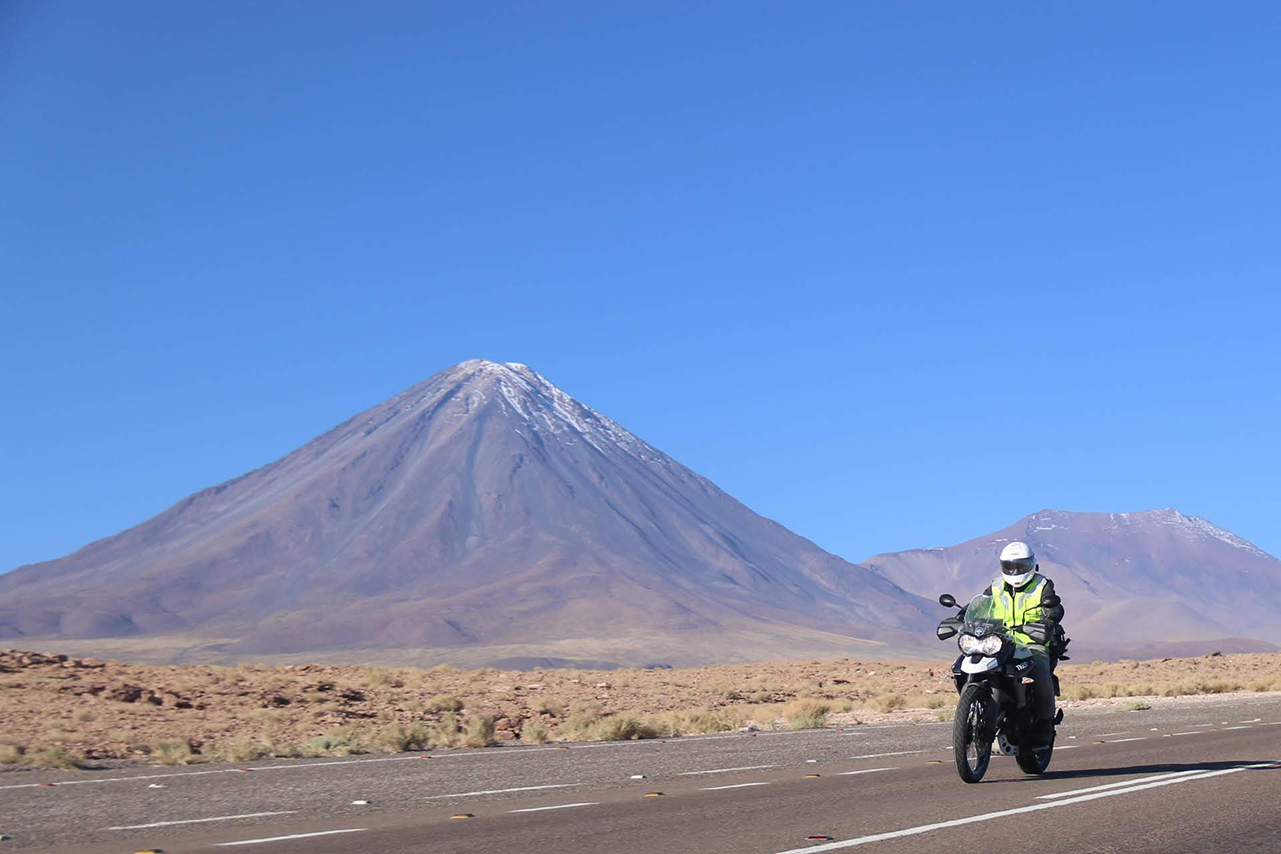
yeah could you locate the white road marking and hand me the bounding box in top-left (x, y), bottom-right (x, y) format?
top-left (1191, 723), bottom-right (1215, 727)
top-left (509, 802), bottom-right (599, 813)
top-left (1240, 719), bottom-right (1262, 723)
top-left (770, 762), bottom-right (1281, 854)
top-left (1105, 737), bottom-right (1147, 743)
top-left (678, 764), bottom-right (778, 776)
top-left (1094, 732), bottom-right (1128, 738)
top-left (424, 784), bottom-right (575, 798)
top-left (1054, 745), bottom-right (1080, 750)
top-left (836, 767), bottom-right (896, 776)
top-left (851, 750), bottom-right (924, 759)
top-left (702, 781), bottom-right (772, 790)
top-left (1035, 769), bottom-right (1205, 800)
top-left (106, 811), bottom-right (298, 830)
top-left (1222, 726), bottom-right (1253, 730)
top-left (1171, 732), bottom-right (1200, 736)
top-left (215, 829), bottom-right (366, 846)
top-left (0, 729), bottom-right (842, 791)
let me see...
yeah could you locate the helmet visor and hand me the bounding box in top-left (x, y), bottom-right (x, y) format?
top-left (1000, 558), bottom-right (1035, 578)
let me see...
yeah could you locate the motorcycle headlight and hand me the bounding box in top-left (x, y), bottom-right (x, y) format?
top-left (958, 634), bottom-right (1003, 656)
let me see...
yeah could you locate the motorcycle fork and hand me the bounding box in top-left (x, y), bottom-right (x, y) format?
top-left (966, 678), bottom-right (1000, 743)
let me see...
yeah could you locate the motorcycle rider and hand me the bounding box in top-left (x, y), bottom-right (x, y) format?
top-left (973, 541), bottom-right (1065, 746)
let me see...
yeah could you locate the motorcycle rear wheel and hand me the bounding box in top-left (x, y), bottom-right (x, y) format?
top-left (953, 683), bottom-right (993, 783)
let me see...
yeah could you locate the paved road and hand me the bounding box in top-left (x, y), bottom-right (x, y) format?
top-left (4, 695), bottom-right (1281, 853)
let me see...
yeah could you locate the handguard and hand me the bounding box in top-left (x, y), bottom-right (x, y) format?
top-left (1019, 622), bottom-right (1051, 645)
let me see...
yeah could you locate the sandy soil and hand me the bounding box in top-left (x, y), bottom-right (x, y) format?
top-left (2, 648), bottom-right (1278, 765)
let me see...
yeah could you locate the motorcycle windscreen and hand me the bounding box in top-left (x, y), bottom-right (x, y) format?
top-left (963, 593), bottom-right (1005, 636)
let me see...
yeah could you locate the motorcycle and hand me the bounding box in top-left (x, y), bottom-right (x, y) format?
top-left (935, 590), bottom-right (1067, 783)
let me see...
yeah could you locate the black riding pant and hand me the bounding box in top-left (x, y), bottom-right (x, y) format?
top-left (1027, 644), bottom-right (1055, 724)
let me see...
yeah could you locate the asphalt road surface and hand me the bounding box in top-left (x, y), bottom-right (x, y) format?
top-left (4, 695), bottom-right (1281, 854)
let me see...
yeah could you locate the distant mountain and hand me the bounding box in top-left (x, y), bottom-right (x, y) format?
top-left (861, 509), bottom-right (1281, 659)
top-left (0, 360), bottom-right (934, 666)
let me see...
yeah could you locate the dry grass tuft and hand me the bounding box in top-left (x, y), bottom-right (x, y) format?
top-left (149, 739), bottom-right (202, 765)
top-left (783, 698), bottom-right (833, 730)
top-left (24, 748), bottom-right (86, 770)
top-left (426, 694), bottom-right (464, 713)
top-left (462, 715), bottom-right (497, 748)
top-left (867, 693), bottom-right (907, 713)
top-left (217, 736), bottom-right (272, 763)
top-left (375, 723), bottom-right (429, 752)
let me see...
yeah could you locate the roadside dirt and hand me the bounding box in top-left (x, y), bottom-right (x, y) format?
top-left (2, 648), bottom-right (1278, 765)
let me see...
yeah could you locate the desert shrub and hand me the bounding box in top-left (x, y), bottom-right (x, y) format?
top-left (532, 698), bottom-right (565, 717)
top-left (25, 748), bottom-right (84, 770)
top-left (376, 724), bottom-right (430, 752)
top-left (521, 721), bottom-right (549, 744)
top-left (563, 701), bottom-right (608, 737)
top-left (149, 739), bottom-right (201, 765)
top-left (1161, 678), bottom-right (1241, 697)
top-left (906, 694), bottom-right (947, 710)
top-left (783, 698), bottom-right (833, 729)
top-left (217, 736), bottom-right (272, 763)
top-left (1103, 683), bottom-right (1127, 698)
top-left (427, 712), bottom-right (462, 748)
top-left (583, 716), bottom-right (658, 742)
top-left (303, 728), bottom-right (364, 757)
top-left (363, 667), bottom-right (404, 689)
top-left (1120, 701), bottom-right (1151, 712)
top-left (868, 693), bottom-right (907, 713)
top-left (661, 706), bottom-right (745, 735)
top-left (426, 694), bottom-right (464, 713)
top-left (71, 709), bottom-right (96, 723)
top-left (0, 744), bottom-right (24, 764)
top-left (1063, 684), bottom-right (1096, 701)
top-left (462, 716), bottom-right (496, 748)
top-left (935, 706), bottom-right (956, 722)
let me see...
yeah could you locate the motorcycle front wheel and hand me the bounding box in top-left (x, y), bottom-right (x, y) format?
top-left (953, 683), bottom-right (993, 783)
top-left (1016, 741), bottom-right (1053, 774)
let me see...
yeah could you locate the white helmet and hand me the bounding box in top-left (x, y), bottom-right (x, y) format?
top-left (998, 541), bottom-right (1037, 589)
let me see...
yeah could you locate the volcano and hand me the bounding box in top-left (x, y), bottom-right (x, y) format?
top-left (861, 508), bottom-right (1281, 659)
top-left (0, 360), bottom-right (933, 666)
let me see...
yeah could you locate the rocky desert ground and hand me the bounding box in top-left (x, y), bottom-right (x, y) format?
top-left (2, 648), bottom-right (1279, 770)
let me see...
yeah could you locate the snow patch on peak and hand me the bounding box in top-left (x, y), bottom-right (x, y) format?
top-left (449, 360), bottom-right (670, 466)
top-left (1154, 510), bottom-right (1270, 558)
top-left (1103, 508), bottom-right (1272, 559)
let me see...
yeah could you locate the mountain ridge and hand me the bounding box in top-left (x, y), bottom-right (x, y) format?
top-left (860, 507), bottom-right (1281, 658)
top-left (5, 361), bottom-right (1277, 665)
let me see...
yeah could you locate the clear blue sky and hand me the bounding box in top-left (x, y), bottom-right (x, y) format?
top-left (3, 2), bottom-right (1278, 573)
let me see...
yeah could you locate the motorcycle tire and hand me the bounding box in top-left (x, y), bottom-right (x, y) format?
top-left (1016, 742), bottom-right (1053, 775)
top-left (953, 683), bottom-right (993, 783)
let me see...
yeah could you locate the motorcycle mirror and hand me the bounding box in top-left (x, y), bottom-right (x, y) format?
top-left (1042, 594), bottom-right (1061, 608)
top-left (939, 593), bottom-right (957, 608)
